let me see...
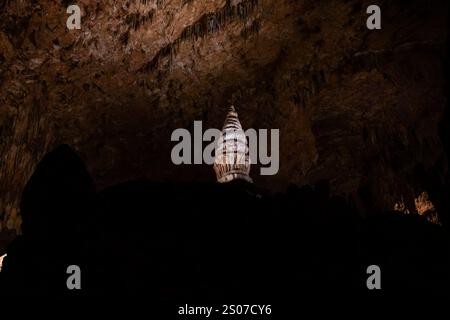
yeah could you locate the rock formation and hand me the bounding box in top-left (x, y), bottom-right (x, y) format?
top-left (0, 0), bottom-right (449, 241)
top-left (0, 145), bottom-right (448, 297)
top-left (214, 106), bottom-right (252, 183)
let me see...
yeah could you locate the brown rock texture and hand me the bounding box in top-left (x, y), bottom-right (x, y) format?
top-left (0, 0), bottom-right (449, 235)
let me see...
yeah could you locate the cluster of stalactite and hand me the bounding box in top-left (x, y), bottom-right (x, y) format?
top-left (350, 40), bottom-right (441, 74)
top-left (119, 30), bottom-right (130, 45)
top-left (282, 67), bottom-right (328, 110)
top-left (124, 9), bottom-right (156, 31)
top-left (282, 39), bottom-right (442, 110)
top-left (240, 19), bottom-right (260, 39)
top-left (128, 0), bottom-right (165, 9)
top-left (141, 0), bottom-right (259, 71)
top-left (0, 98), bottom-right (53, 234)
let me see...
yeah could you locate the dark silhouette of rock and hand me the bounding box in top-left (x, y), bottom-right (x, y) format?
top-left (1, 145), bottom-right (449, 299)
top-left (0, 145), bottom-right (96, 295)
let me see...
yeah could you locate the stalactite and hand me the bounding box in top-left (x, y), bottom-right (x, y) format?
top-left (240, 19), bottom-right (260, 39)
top-left (287, 66), bottom-right (329, 109)
top-left (119, 30), bottom-right (129, 45)
top-left (236, 0), bottom-right (258, 21)
top-left (207, 15), bottom-right (220, 33)
top-left (125, 9), bottom-right (155, 31)
top-left (128, 0), bottom-right (163, 7)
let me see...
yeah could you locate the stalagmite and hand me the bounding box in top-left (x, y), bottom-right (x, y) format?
top-left (0, 254), bottom-right (6, 272)
top-left (213, 106), bottom-right (252, 183)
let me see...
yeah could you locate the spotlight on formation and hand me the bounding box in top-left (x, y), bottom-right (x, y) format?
top-left (213, 106), bottom-right (252, 183)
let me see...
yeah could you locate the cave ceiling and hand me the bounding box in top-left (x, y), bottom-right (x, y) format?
top-left (0, 0), bottom-right (448, 231)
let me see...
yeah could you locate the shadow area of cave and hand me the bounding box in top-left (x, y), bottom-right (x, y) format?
top-left (0, 145), bottom-right (449, 299)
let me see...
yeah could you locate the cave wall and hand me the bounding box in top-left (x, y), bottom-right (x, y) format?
top-left (0, 0), bottom-right (449, 234)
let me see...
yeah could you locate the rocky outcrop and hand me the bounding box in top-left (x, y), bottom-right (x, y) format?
top-left (1, 145), bottom-right (449, 296)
